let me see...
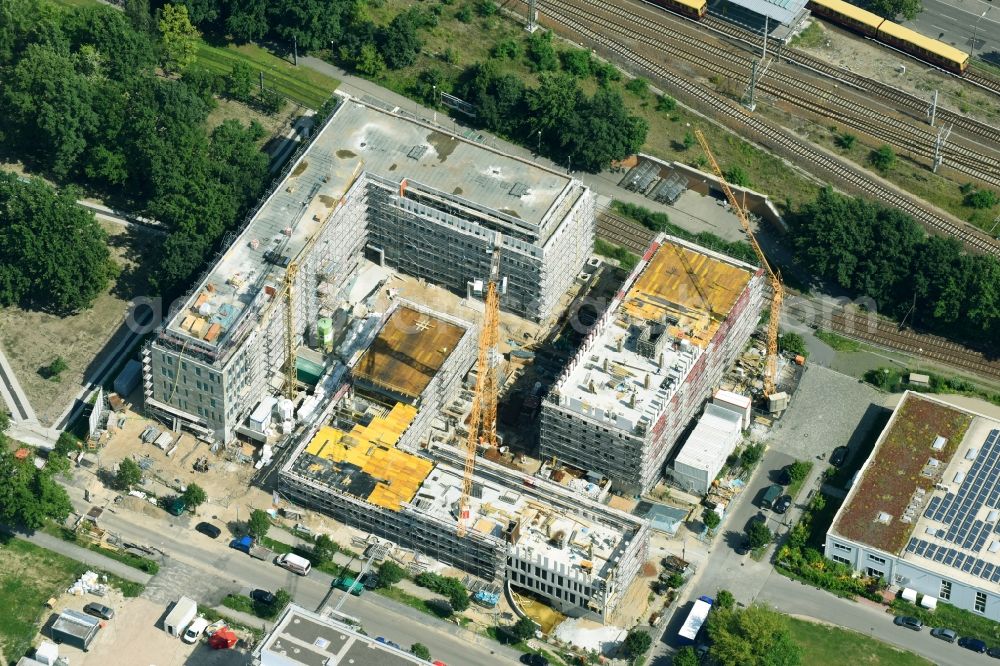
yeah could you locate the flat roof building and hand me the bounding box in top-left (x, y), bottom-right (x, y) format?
top-left (252, 604), bottom-right (426, 666)
top-left (51, 609), bottom-right (100, 652)
top-left (827, 392), bottom-right (1000, 620)
top-left (539, 236), bottom-right (765, 494)
top-left (672, 403), bottom-right (743, 494)
top-left (143, 94), bottom-right (593, 444)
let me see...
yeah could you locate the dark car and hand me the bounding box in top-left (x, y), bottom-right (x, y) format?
top-left (250, 589), bottom-right (276, 605)
top-left (520, 655), bottom-right (549, 666)
top-left (83, 602), bottom-right (114, 620)
top-left (959, 637), bottom-right (989, 653)
top-left (893, 616), bottom-right (923, 631)
top-left (777, 467), bottom-right (792, 486)
top-left (360, 572), bottom-right (380, 590)
top-left (930, 627), bottom-right (957, 643)
top-left (735, 537), bottom-right (751, 555)
top-left (195, 522), bottom-right (221, 538)
top-left (773, 495), bottom-right (793, 515)
top-left (987, 646), bottom-right (1000, 658)
top-left (830, 446), bottom-right (849, 467)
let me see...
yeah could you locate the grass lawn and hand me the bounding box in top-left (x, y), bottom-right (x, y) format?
top-left (890, 598), bottom-right (1000, 646)
top-left (815, 329), bottom-right (865, 353)
top-left (0, 535), bottom-right (145, 664)
top-left (787, 617), bottom-right (933, 665)
top-left (195, 42), bottom-right (338, 110)
top-left (376, 585), bottom-right (442, 617)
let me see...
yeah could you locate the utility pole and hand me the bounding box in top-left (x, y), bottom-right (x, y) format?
top-left (259, 71), bottom-right (264, 93)
top-left (526, 0), bottom-right (538, 32)
top-left (432, 85), bottom-right (437, 124)
top-left (293, 36), bottom-right (298, 66)
top-left (932, 124), bottom-right (952, 173)
top-left (745, 17), bottom-right (768, 112)
top-left (928, 90), bottom-right (938, 127)
top-left (973, 8), bottom-right (991, 57)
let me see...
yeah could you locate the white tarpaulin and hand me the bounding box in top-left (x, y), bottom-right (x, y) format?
top-left (920, 595), bottom-right (938, 610)
top-left (901, 588), bottom-right (918, 603)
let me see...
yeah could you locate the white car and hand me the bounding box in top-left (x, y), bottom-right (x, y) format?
top-left (182, 617), bottom-right (210, 644)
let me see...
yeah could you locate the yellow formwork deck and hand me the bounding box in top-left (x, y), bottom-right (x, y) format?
top-left (304, 403), bottom-right (432, 511)
top-left (621, 241), bottom-right (754, 349)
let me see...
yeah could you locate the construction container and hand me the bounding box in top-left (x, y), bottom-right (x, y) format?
top-left (113, 360), bottom-right (142, 396)
top-left (317, 318), bottom-right (334, 348)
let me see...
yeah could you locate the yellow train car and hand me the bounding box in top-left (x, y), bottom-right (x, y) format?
top-left (648, 0), bottom-right (708, 19)
top-left (876, 21), bottom-right (970, 73)
top-left (806, 0), bottom-right (884, 37)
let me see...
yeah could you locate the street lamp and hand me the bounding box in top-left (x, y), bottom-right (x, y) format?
top-left (973, 8), bottom-right (991, 57)
top-left (537, 130), bottom-right (541, 154)
top-left (433, 85), bottom-right (437, 124)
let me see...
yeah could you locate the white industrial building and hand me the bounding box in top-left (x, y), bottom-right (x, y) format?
top-left (671, 403), bottom-right (743, 494)
top-left (826, 392), bottom-right (1000, 621)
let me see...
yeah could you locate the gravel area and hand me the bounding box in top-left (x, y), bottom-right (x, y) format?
top-left (767, 365), bottom-right (887, 461)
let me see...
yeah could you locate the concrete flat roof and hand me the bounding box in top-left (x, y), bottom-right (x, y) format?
top-left (256, 605), bottom-right (424, 666)
top-left (164, 94), bottom-right (573, 355)
top-left (675, 404), bottom-right (742, 472)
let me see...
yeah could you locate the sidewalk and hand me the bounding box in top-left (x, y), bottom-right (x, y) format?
top-left (8, 528), bottom-right (154, 585)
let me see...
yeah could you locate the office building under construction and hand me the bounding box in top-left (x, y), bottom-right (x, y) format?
top-left (142, 94), bottom-right (594, 444)
top-left (539, 236), bottom-right (765, 494)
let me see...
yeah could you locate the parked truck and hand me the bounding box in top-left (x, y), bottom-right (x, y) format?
top-left (229, 535), bottom-right (273, 561)
top-left (164, 596), bottom-right (198, 637)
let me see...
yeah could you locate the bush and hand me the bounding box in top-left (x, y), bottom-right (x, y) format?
top-left (666, 572), bottom-right (685, 589)
top-left (787, 460), bottom-right (811, 483)
top-left (476, 0), bottom-right (498, 16)
top-left (625, 77), bottom-right (649, 98)
top-left (964, 189), bottom-right (998, 209)
top-left (509, 616), bottom-right (538, 642)
top-left (255, 88), bottom-right (286, 115)
top-left (779, 332), bottom-right (808, 358)
top-left (622, 628), bottom-right (652, 658)
top-left (739, 443), bottom-right (765, 469)
top-left (723, 165), bottom-right (751, 187)
top-left (491, 39), bottom-right (521, 60)
top-left (455, 4), bottom-right (473, 22)
top-left (703, 509), bottom-right (721, 531)
top-left (834, 132), bottom-right (856, 150)
top-left (716, 589), bottom-right (735, 610)
top-left (559, 49), bottom-right (593, 77)
top-left (46, 357), bottom-right (68, 381)
top-left (868, 145), bottom-right (896, 172)
top-left (414, 572), bottom-right (469, 611)
top-left (410, 643), bottom-right (431, 659)
top-left (526, 30), bottom-right (558, 72)
top-left (377, 561), bottom-right (407, 587)
top-left (114, 458), bottom-right (143, 491)
top-left (657, 94), bottom-right (677, 112)
top-left (594, 238), bottom-right (638, 271)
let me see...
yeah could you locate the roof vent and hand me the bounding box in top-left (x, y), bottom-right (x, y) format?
top-left (932, 436), bottom-right (947, 451)
top-left (966, 448), bottom-right (978, 460)
top-left (876, 512), bottom-right (893, 525)
top-left (407, 145), bottom-right (428, 160)
top-left (510, 182), bottom-right (529, 197)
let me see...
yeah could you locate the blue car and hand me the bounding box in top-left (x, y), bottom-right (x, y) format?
top-left (959, 637), bottom-right (988, 653)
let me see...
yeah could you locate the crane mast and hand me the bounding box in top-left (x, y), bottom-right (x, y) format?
top-left (458, 239), bottom-right (503, 537)
top-left (694, 129), bottom-right (783, 397)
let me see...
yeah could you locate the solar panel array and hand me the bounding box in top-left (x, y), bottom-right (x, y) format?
top-left (909, 429), bottom-right (1000, 582)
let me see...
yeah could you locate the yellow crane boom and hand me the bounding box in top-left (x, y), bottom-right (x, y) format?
top-left (694, 129), bottom-right (782, 396)
top-left (458, 240), bottom-right (502, 537)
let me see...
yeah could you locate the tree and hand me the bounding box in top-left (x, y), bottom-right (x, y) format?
top-left (378, 13), bottom-right (422, 70)
top-left (559, 48), bottom-right (592, 77)
top-left (625, 77), bottom-right (649, 98)
top-left (256, 87), bottom-right (286, 115)
top-left (867, 0), bottom-right (922, 21)
top-left (0, 447), bottom-right (73, 530)
top-left (224, 0), bottom-right (268, 43)
top-left (716, 589), bottom-right (736, 611)
top-left (354, 42), bottom-right (385, 78)
top-left (787, 460), bottom-right (811, 483)
top-left (724, 165), bottom-right (751, 187)
top-left (835, 132), bottom-right (856, 150)
top-left (747, 520), bottom-right (772, 549)
top-left (868, 144), bottom-right (896, 172)
top-left (657, 94), bottom-right (677, 112)
top-left (158, 4), bottom-right (200, 73)
top-left (311, 534), bottom-right (337, 565)
top-left (708, 603), bottom-right (801, 666)
top-left (224, 60), bottom-right (255, 102)
top-left (510, 616), bottom-right (538, 642)
top-left (703, 509), bottom-right (721, 531)
top-left (115, 457), bottom-right (143, 491)
top-left (739, 443), bottom-right (764, 469)
top-left (526, 30), bottom-right (558, 72)
top-left (182, 483), bottom-right (207, 509)
top-left (410, 643), bottom-right (431, 660)
top-left (622, 628), bottom-right (652, 659)
top-left (377, 561), bottom-right (407, 587)
top-left (778, 332), bottom-right (807, 358)
top-left (964, 189), bottom-right (998, 209)
top-left (674, 646), bottom-right (700, 666)
top-left (247, 508), bottom-right (271, 539)
top-left (666, 572), bottom-right (685, 589)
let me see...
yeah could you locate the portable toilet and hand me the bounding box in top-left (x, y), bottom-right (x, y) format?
top-left (317, 317), bottom-right (334, 349)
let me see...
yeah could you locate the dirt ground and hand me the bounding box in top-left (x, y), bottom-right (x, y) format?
top-left (0, 220), bottom-right (159, 425)
top-left (793, 19), bottom-right (1000, 126)
top-left (48, 595), bottom-right (247, 666)
top-left (97, 401), bottom-right (261, 511)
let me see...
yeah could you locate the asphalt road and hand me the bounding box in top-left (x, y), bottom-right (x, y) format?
top-left (903, 0), bottom-right (1000, 66)
top-left (73, 497), bottom-right (521, 666)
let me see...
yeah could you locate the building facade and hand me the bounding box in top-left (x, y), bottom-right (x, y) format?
top-left (539, 236), bottom-right (764, 494)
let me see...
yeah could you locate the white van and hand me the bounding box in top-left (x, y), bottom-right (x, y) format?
top-left (182, 617), bottom-right (209, 644)
top-left (276, 552), bottom-right (312, 576)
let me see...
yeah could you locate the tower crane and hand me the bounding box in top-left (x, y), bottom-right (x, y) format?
top-left (458, 237), bottom-right (503, 537)
top-left (694, 129), bottom-right (783, 400)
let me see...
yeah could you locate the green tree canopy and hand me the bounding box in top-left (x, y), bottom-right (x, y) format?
top-left (708, 604), bottom-right (801, 666)
top-left (182, 483), bottom-right (207, 508)
top-left (247, 508), bottom-right (271, 539)
top-left (747, 521), bottom-right (773, 549)
top-left (703, 509), bottom-right (721, 530)
top-left (115, 457), bottom-right (143, 491)
top-left (158, 3), bottom-right (200, 73)
top-left (867, 0), bottom-right (922, 21)
top-left (0, 443), bottom-right (72, 530)
top-left (377, 561), bottom-right (407, 587)
top-left (716, 589), bottom-right (736, 611)
top-left (778, 332), bottom-right (807, 358)
top-left (311, 534), bottom-right (337, 565)
top-left (410, 643), bottom-right (431, 659)
top-left (622, 628), bottom-right (652, 659)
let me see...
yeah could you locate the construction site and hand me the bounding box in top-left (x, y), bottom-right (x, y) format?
top-left (539, 236), bottom-right (766, 494)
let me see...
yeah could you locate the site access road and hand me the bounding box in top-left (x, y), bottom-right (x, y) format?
top-left (66, 492), bottom-right (520, 666)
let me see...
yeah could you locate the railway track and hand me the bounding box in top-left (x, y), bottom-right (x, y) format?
top-left (963, 69), bottom-right (1000, 100)
top-left (529, 0), bottom-right (1000, 256)
top-left (827, 311), bottom-right (1000, 381)
top-left (694, 12), bottom-right (1000, 146)
top-left (547, 0), bottom-right (1000, 187)
top-left (596, 208), bottom-right (656, 254)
